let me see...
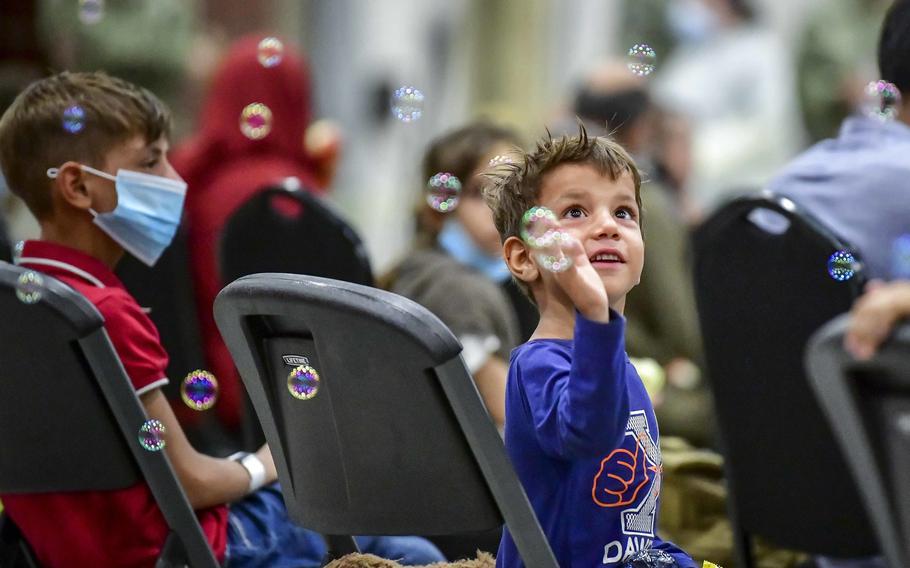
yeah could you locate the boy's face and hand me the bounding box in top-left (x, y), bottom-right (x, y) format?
top-left (534, 163), bottom-right (644, 311)
top-left (87, 134), bottom-right (182, 213)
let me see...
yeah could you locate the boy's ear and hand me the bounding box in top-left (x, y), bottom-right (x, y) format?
top-left (54, 161), bottom-right (93, 211)
top-left (503, 235), bottom-right (539, 284)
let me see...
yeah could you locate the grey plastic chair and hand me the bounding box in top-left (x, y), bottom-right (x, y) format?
top-left (213, 273), bottom-right (558, 567)
top-left (0, 262), bottom-right (220, 568)
top-left (806, 314), bottom-right (910, 568)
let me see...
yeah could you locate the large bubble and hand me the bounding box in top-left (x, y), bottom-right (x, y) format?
top-left (287, 365), bottom-right (320, 400)
top-left (520, 207), bottom-right (573, 273)
top-left (626, 44), bottom-right (657, 77)
top-left (257, 37), bottom-right (284, 68)
top-left (16, 271), bottom-right (44, 305)
top-left (391, 86), bottom-right (425, 122)
top-left (78, 0), bottom-right (105, 25)
top-left (426, 172), bottom-right (461, 213)
top-left (861, 80), bottom-right (902, 122)
top-left (180, 370), bottom-right (219, 411)
top-left (138, 419), bottom-right (166, 452)
top-left (62, 105), bottom-right (86, 134)
top-left (827, 250), bottom-right (860, 282)
top-left (239, 102), bottom-right (273, 140)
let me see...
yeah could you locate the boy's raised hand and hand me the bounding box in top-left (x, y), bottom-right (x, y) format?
top-left (547, 234), bottom-right (611, 323)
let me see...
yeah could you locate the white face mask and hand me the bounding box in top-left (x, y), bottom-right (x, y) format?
top-left (47, 164), bottom-right (187, 266)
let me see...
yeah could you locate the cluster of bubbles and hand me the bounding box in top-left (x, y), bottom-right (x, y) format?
top-left (827, 250), bottom-right (860, 282)
top-left (62, 105), bottom-right (86, 134)
top-left (391, 86), bottom-right (425, 122)
top-left (257, 37), bottom-right (284, 68)
top-left (16, 271), bottom-right (44, 305)
top-left (626, 44), bottom-right (657, 77)
top-left (426, 172), bottom-right (461, 213)
top-left (239, 102), bottom-right (273, 140)
top-left (180, 370), bottom-right (219, 411)
top-left (520, 206), bottom-right (573, 273)
top-left (78, 0), bottom-right (105, 25)
top-left (287, 364), bottom-right (320, 400)
top-left (862, 80), bottom-right (902, 122)
top-left (138, 419), bottom-right (166, 452)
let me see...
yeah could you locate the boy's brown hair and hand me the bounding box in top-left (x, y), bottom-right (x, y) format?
top-left (482, 123), bottom-right (642, 301)
top-left (0, 71), bottom-right (171, 220)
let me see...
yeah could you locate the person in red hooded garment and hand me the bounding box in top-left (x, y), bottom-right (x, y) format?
top-left (172, 34), bottom-right (340, 434)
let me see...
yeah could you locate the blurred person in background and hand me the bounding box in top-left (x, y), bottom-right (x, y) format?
top-left (797, 0), bottom-right (891, 142)
top-left (573, 60), bottom-right (712, 449)
top-left (172, 34), bottom-right (341, 438)
top-left (653, 0), bottom-right (804, 216)
top-left (385, 122), bottom-right (528, 432)
top-left (768, 0), bottom-right (910, 283)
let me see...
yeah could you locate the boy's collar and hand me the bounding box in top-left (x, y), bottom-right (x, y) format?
top-left (16, 240), bottom-right (126, 289)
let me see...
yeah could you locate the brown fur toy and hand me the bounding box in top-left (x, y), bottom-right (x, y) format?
top-left (324, 551), bottom-right (496, 568)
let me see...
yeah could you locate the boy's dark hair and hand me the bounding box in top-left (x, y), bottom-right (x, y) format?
top-left (0, 71), bottom-right (171, 220)
top-left (879, 0), bottom-right (910, 95)
top-left (415, 121), bottom-right (523, 245)
top-left (482, 123), bottom-right (642, 301)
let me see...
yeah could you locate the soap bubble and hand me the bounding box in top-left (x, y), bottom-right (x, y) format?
top-left (488, 155), bottom-right (514, 167)
top-left (13, 241), bottom-right (24, 262)
top-left (257, 37), bottom-right (284, 68)
top-left (391, 86), bottom-right (424, 122)
top-left (861, 80), bottom-right (902, 121)
top-left (621, 548), bottom-right (677, 568)
top-left (287, 365), bottom-right (320, 400)
top-left (626, 44), bottom-right (657, 77)
top-left (62, 105), bottom-right (86, 134)
top-left (16, 271), bottom-right (43, 305)
top-left (180, 370), bottom-right (219, 411)
top-left (533, 231), bottom-right (574, 273)
top-left (827, 250), bottom-right (860, 281)
top-left (426, 172), bottom-right (461, 213)
top-left (520, 206), bottom-right (561, 249)
top-left (78, 0), bottom-right (105, 25)
top-left (892, 234), bottom-right (910, 279)
top-left (138, 419), bottom-right (166, 452)
top-left (239, 103), bottom-right (273, 140)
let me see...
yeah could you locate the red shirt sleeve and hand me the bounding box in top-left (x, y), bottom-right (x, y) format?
top-left (95, 289), bottom-right (170, 394)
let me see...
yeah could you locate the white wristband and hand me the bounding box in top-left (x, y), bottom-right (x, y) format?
top-left (229, 452), bottom-right (267, 493)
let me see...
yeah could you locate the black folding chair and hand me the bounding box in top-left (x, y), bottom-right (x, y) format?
top-left (0, 263), bottom-right (219, 567)
top-left (220, 182), bottom-right (373, 287)
top-left (213, 273), bottom-right (558, 567)
top-left (807, 315), bottom-right (910, 568)
top-left (693, 193), bottom-right (878, 566)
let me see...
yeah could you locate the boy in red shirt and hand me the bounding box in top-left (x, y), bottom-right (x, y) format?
top-left (0, 71), bottom-right (442, 567)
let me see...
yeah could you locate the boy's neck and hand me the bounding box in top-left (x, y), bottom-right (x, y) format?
top-left (39, 218), bottom-right (124, 270)
top-left (530, 294), bottom-right (625, 341)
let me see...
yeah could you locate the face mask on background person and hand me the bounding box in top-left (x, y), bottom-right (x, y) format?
top-left (438, 219), bottom-right (512, 283)
top-left (47, 164), bottom-right (187, 266)
top-left (666, 0), bottom-right (722, 44)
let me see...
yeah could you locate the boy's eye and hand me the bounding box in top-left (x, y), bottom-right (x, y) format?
top-left (563, 207), bottom-right (586, 219)
top-left (616, 207), bottom-right (637, 220)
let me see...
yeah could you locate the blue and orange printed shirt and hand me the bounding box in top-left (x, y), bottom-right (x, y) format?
top-left (497, 311), bottom-right (695, 567)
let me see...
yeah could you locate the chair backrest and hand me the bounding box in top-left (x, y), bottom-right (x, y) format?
top-left (692, 193), bottom-right (877, 557)
top-left (219, 184), bottom-right (373, 288)
top-left (116, 227), bottom-right (208, 394)
top-left (807, 315), bottom-right (910, 568)
top-left (0, 262), bottom-right (218, 567)
top-left (214, 273), bottom-right (558, 567)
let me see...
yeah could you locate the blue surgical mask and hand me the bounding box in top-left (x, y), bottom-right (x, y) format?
top-left (666, 0), bottom-right (721, 44)
top-left (0, 170), bottom-right (8, 200)
top-left (438, 220), bottom-right (511, 283)
top-left (46, 164), bottom-right (187, 266)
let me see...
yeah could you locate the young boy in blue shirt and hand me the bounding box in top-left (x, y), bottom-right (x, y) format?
top-left (483, 126), bottom-right (695, 567)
